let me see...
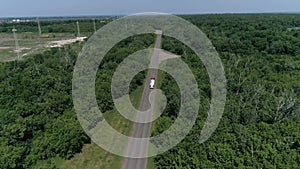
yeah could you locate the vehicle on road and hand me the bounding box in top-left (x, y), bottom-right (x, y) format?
top-left (149, 78), bottom-right (155, 89)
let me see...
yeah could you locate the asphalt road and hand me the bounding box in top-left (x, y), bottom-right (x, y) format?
top-left (121, 31), bottom-right (162, 169)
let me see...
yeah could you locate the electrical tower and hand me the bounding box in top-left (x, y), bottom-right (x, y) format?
top-left (76, 21), bottom-right (81, 37)
top-left (93, 19), bottom-right (97, 33)
top-left (37, 17), bottom-right (42, 36)
top-left (12, 26), bottom-right (20, 60)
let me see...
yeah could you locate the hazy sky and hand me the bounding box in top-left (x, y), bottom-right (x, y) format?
top-left (1, 0), bottom-right (300, 17)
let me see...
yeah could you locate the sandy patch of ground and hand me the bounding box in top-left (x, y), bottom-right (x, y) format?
top-left (0, 47), bottom-right (11, 50)
top-left (47, 36), bottom-right (87, 48)
top-left (19, 47), bottom-right (30, 50)
top-left (13, 47), bottom-right (31, 53)
top-left (159, 50), bottom-right (181, 63)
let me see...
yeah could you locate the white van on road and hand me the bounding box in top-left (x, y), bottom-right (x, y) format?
top-left (149, 78), bottom-right (155, 89)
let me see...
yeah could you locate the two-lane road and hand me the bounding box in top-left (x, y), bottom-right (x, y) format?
top-left (121, 31), bottom-right (162, 169)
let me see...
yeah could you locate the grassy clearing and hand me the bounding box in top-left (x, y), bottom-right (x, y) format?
top-left (150, 69), bottom-right (165, 135)
top-left (146, 70), bottom-right (165, 169)
top-left (147, 157), bottom-right (155, 169)
top-left (0, 49), bottom-right (16, 62)
top-left (0, 32), bottom-right (82, 62)
top-left (58, 110), bottom-right (129, 169)
top-left (58, 86), bottom-right (144, 169)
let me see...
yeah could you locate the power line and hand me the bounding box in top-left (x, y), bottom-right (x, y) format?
top-left (93, 19), bottom-right (97, 33)
top-left (12, 26), bottom-right (20, 60)
top-left (76, 21), bottom-right (81, 37)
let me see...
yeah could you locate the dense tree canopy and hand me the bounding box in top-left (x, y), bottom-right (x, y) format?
top-left (152, 14), bottom-right (300, 168)
top-left (0, 33), bottom-right (154, 168)
top-left (1, 14), bottom-right (300, 168)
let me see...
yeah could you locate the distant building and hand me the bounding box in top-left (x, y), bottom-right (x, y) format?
top-left (12, 19), bottom-right (31, 23)
top-left (12, 19), bottom-right (20, 23)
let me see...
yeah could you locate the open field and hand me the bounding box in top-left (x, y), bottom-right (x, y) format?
top-left (0, 32), bottom-right (86, 62)
top-left (0, 17), bottom-right (111, 62)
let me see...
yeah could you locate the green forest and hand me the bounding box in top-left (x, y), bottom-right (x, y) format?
top-left (0, 33), bottom-right (154, 168)
top-left (0, 14), bottom-right (300, 168)
top-left (153, 14), bottom-right (300, 168)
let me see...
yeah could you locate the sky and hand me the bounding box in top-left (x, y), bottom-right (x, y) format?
top-left (1, 0), bottom-right (300, 17)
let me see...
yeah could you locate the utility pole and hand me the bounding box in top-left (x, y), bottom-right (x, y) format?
top-left (37, 17), bottom-right (42, 36)
top-left (12, 26), bottom-right (20, 60)
top-left (93, 19), bottom-right (97, 33)
top-left (76, 21), bottom-right (81, 37)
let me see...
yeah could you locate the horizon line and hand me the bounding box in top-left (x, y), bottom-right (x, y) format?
top-left (1, 11), bottom-right (300, 19)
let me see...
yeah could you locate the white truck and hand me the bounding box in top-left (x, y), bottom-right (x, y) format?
top-left (149, 78), bottom-right (155, 89)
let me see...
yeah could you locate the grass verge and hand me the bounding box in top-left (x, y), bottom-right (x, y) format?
top-left (57, 86), bottom-right (144, 169)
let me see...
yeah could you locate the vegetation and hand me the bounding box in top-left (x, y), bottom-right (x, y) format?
top-left (0, 14), bottom-right (300, 169)
top-left (0, 44), bottom-right (87, 169)
top-left (0, 18), bottom-right (111, 35)
top-left (0, 18), bottom-right (111, 62)
top-left (152, 14), bottom-right (300, 168)
top-left (59, 85), bottom-right (143, 169)
top-left (0, 33), bottom-right (154, 168)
